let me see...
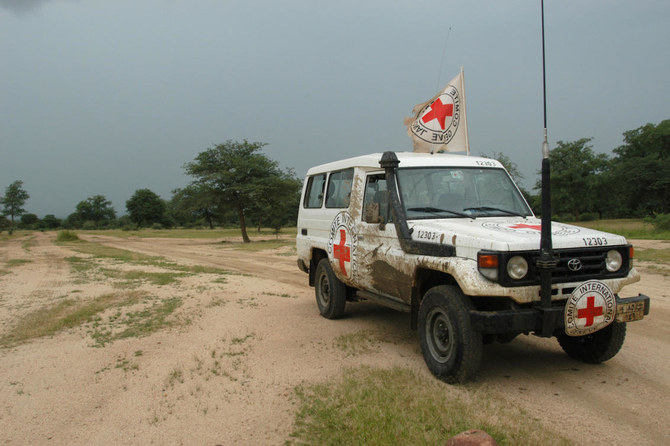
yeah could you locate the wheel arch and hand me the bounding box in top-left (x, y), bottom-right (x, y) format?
top-left (309, 248), bottom-right (328, 287)
top-left (410, 267), bottom-right (460, 330)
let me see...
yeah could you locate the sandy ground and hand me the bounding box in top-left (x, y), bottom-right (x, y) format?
top-left (0, 232), bottom-right (668, 445)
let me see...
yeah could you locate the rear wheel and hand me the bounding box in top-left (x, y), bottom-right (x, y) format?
top-left (557, 321), bottom-right (626, 364)
top-left (315, 258), bottom-right (346, 319)
top-left (418, 285), bottom-right (482, 383)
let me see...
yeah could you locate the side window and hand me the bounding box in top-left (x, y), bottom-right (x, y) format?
top-left (303, 174), bottom-right (326, 208)
top-left (325, 168), bottom-right (354, 208)
top-left (363, 174), bottom-right (391, 223)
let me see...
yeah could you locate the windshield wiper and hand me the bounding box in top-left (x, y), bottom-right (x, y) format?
top-left (463, 206), bottom-right (527, 218)
top-left (407, 206), bottom-right (472, 218)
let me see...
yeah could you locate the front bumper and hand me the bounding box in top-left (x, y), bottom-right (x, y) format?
top-left (470, 293), bottom-right (650, 337)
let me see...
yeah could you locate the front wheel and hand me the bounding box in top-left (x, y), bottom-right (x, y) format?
top-left (314, 258), bottom-right (346, 319)
top-left (556, 321), bottom-right (626, 364)
top-left (418, 285), bottom-right (482, 383)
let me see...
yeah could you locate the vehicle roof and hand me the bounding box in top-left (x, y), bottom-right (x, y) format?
top-left (305, 151), bottom-right (504, 175)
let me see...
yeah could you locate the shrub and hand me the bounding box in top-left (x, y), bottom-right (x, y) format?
top-left (579, 212), bottom-right (598, 222)
top-left (646, 213), bottom-right (670, 231)
top-left (57, 230), bottom-right (79, 242)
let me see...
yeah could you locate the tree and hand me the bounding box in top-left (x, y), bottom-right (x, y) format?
top-left (184, 140), bottom-right (300, 242)
top-left (482, 151), bottom-right (533, 202)
top-left (170, 184), bottom-right (220, 229)
top-left (126, 189), bottom-right (167, 227)
top-left (535, 138), bottom-right (609, 220)
top-left (1, 180), bottom-right (30, 234)
top-left (41, 214), bottom-right (62, 230)
top-left (63, 212), bottom-right (83, 229)
top-left (20, 213), bottom-right (39, 228)
top-left (75, 195), bottom-right (116, 227)
top-left (608, 120), bottom-right (670, 216)
top-left (483, 151), bottom-right (524, 184)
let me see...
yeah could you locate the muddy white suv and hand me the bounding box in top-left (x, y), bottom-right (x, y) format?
top-left (296, 151), bottom-right (650, 383)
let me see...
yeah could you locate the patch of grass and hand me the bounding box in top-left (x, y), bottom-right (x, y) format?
top-left (166, 368), bottom-right (184, 388)
top-left (228, 238), bottom-right (295, 252)
top-left (575, 219), bottom-right (670, 240)
top-left (334, 331), bottom-right (380, 356)
top-left (0, 291), bottom-right (143, 348)
top-left (58, 239), bottom-right (158, 263)
top-left (0, 230), bottom-right (33, 242)
top-left (120, 270), bottom-right (187, 286)
top-left (57, 230), bottom-right (79, 242)
top-left (21, 236), bottom-right (37, 251)
top-left (185, 264), bottom-right (232, 275)
top-left (60, 239), bottom-right (231, 278)
top-left (78, 227), bottom-right (297, 239)
top-left (288, 366), bottom-right (570, 446)
top-left (90, 297), bottom-right (182, 347)
top-left (65, 256), bottom-right (96, 277)
top-left (640, 265), bottom-right (670, 276)
top-left (5, 259), bottom-right (32, 267)
top-left (207, 297), bottom-right (226, 308)
top-left (262, 291), bottom-right (295, 299)
top-left (115, 356), bottom-right (139, 372)
top-left (635, 247), bottom-right (670, 264)
top-left (231, 333), bottom-right (254, 345)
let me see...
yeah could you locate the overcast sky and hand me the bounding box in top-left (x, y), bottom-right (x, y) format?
top-left (1, 0), bottom-right (668, 218)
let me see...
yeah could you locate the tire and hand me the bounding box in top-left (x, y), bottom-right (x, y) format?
top-left (314, 258), bottom-right (346, 319)
top-left (418, 285), bottom-right (482, 384)
top-left (557, 321), bottom-right (626, 364)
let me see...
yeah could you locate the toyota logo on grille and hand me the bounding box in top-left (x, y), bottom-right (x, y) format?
top-left (567, 258), bottom-right (582, 272)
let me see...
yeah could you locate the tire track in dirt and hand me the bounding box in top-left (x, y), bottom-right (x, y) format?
top-left (0, 233), bottom-right (72, 326)
top-left (79, 235), bottom-right (306, 287)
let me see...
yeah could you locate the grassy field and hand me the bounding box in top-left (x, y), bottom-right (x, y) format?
top-left (575, 219), bottom-right (670, 240)
top-left (288, 366), bottom-right (570, 446)
top-left (80, 227), bottom-right (297, 239)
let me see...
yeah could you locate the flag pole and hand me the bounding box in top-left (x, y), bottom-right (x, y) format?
top-left (461, 66), bottom-right (470, 155)
top-left (537, 0), bottom-right (557, 337)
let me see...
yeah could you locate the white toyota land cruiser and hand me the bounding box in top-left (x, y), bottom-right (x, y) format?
top-left (296, 151), bottom-right (650, 383)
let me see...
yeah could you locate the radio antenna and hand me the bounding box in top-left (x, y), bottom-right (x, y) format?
top-left (537, 0), bottom-right (557, 337)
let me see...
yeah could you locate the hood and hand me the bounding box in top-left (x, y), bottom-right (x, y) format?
top-left (408, 217), bottom-right (628, 258)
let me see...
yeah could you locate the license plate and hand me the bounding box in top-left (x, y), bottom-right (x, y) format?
top-left (616, 301), bottom-right (645, 322)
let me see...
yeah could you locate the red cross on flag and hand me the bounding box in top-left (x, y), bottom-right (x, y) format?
top-left (404, 69), bottom-right (470, 154)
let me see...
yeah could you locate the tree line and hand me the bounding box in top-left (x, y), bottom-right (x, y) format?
top-left (0, 140), bottom-right (302, 240)
top-left (1, 120), bottom-right (668, 237)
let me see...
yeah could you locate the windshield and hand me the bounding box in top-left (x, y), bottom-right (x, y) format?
top-left (396, 167), bottom-right (533, 219)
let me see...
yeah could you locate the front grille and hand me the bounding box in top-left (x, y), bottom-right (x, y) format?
top-left (496, 245), bottom-right (631, 287)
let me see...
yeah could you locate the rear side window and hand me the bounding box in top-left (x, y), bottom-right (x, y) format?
top-left (325, 168), bottom-right (354, 208)
top-left (303, 173), bottom-right (326, 208)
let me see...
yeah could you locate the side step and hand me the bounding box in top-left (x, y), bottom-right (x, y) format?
top-left (355, 290), bottom-right (411, 313)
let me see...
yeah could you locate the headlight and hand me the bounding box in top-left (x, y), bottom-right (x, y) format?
top-left (606, 250), bottom-right (623, 272)
top-left (506, 256), bottom-right (528, 280)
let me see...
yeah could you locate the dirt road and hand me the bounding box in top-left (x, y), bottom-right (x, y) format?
top-left (1, 232), bottom-right (668, 445)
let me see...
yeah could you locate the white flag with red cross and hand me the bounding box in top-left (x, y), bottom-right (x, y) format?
top-left (404, 69), bottom-right (469, 154)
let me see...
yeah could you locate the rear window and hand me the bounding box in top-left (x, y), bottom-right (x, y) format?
top-left (325, 168), bottom-right (354, 208)
top-left (303, 173), bottom-right (326, 208)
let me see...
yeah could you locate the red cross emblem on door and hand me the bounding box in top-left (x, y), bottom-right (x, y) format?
top-left (333, 229), bottom-right (351, 277)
